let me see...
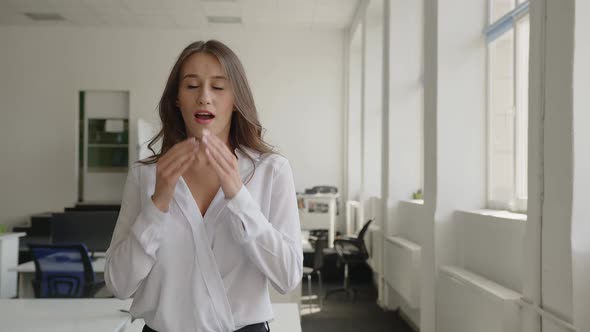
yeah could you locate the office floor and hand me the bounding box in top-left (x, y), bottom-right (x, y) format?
top-left (300, 279), bottom-right (414, 332)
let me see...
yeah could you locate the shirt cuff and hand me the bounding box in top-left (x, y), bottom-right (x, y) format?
top-left (130, 197), bottom-right (170, 259)
top-left (225, 185), bottom-right (271, 244)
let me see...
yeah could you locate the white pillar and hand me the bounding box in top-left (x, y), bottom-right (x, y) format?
top-left (523, 0), bottom-right (544, 330)
top-left (423, 0), bottom-right (488, 331)
top-left (527, 1), bottom-right (578, 331)
top-left (421, 0), bottom-right (438, 330)
top-left (571, 0), bottom-right (590, 331)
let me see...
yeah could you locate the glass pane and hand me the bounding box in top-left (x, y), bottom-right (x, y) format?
top-left (489, 30), bottom-right (515, 204)
top-left (88, 147), bottom-right (128, 170)
top-left (88, 119), bottom-right (129, 145)
top-left (491, 0), bottom-right (515, 23)
top-left (515, 16), bottom-right (529, 200)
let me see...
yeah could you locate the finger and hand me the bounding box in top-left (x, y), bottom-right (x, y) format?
top-left (203, 139), bottom-right (230, 170)
top-left (205, 147), bottom-right (226, 178)
top-left (175, 152), bottom-right (196, 177)
top-left (161, 143), bottom-right (198, 177)
top-left (204, 139), bottom-right (236, 175)
top-left (160, 137), bottom-right (197, 170)
top-left (203, 134), bottom-right (236, 168)
top-left (168, 140), bottom-right (199, 176)
top-left (161, 137), bottom-right (197, 168)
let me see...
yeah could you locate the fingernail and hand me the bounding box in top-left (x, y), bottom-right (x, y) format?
top-left (203, 129), bottom-right (210, 136)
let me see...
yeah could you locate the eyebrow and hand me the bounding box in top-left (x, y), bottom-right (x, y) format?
top-left (181, 74), bottom-right (227, 80)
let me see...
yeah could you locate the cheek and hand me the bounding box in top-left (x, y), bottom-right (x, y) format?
top-left (220, 93), bottom-right (235, 113)
top-left (177, 91), bottom-right (194, 109)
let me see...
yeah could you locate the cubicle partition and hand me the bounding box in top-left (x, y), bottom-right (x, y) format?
top-left (51, 211), bottom-right (119, 254)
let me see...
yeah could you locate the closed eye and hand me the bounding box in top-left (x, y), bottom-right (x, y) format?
top-left (188, 85), bottom-right (199, 89)
top-left (213, 87), bottom-right (224, 90)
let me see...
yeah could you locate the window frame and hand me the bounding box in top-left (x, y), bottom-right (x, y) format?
top-left (486, 1), bottom-right (530, 212)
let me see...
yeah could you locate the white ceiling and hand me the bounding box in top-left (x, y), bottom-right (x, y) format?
top-left (0, 0), bottom-right (359, 30)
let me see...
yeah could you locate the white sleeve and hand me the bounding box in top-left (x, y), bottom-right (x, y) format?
top-left (104, 166), bottom-right (171, 299)
top-left (225, 159), bottom-right (303, 294)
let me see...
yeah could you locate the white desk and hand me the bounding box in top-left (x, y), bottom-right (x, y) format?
top-left (10, 257), bottom-right (106, 298)
top-left (123, 303), bottom-right (301, 332)
top-left (0, 232), bottom-right (26, 298)
top-left (270, 303), bottom-right (302, 332)
top-left (0, 298), bottom-right (133, 332)
top-left (124, 319), bottom-right (144, 332)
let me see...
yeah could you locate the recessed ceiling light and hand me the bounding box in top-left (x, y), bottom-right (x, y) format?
top-left (24, 12), bottom-right (66, 21)
top-left (207, 16), bottom-right (242, 24)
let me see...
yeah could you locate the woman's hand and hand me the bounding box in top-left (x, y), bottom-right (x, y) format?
top-left (201, 129), bottom-right (243, 199)
top-left (152, 137), bottom-right (199, 212)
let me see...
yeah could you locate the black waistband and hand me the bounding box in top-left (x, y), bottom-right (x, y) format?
top-left (142, 321), bottom-right (269, 332)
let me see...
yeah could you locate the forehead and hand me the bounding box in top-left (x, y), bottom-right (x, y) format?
top-left (180, 52), bottom-right (225, 78)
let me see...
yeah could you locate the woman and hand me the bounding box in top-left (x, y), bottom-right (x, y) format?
top-left (105, 40), bottom-right (303, 332)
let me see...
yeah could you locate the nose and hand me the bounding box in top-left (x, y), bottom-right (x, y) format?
top-left (198, 88), bottom-right (212, 105)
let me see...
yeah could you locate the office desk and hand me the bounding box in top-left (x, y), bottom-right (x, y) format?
top-left (124, 303), bottom-right (301, 332)
top-left (270, 303), bottom-right (302, 332)
top-left (11, 257), bottom-right (106, 298)
top-left (0, 298), bottom-right (133, 332)
top-left (125, 319), bottom-right (144, 332)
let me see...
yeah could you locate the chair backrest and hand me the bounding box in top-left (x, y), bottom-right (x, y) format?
top-left (312, 237), bottom-right (328, 271)
top-left (28, 243), bottom-right (95, 298)
top-left (356, 219), bottom-right (374, 243)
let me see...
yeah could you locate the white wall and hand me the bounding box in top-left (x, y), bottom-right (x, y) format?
top-left (458, 211), bottom-right (525, 292)
top-left (398, 202), bottom-right (423, 247)
top-left (346, 0), bottom-right (589, 332)
top-left (386, 0), bottom-right (424, 239)
top-left (0, 26), bottom-right (345, 228)
top-left (346, 26), bottom-right (363, 202)
top-left (572, 2), bottom-right (590, 332)
top-left (362, 0), bottom-right (383, 198)
top-left (390, 200), bottom-right (424, 328)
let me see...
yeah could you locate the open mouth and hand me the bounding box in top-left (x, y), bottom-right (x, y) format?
top-left (194, 111), bottom-right (215, 120)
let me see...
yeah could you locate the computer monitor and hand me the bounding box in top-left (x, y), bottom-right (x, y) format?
top-left (51, 211), bottom-right (119, 254)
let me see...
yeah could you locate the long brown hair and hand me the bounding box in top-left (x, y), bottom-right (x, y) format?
top-left (137, 40), bottom-right (275, 182)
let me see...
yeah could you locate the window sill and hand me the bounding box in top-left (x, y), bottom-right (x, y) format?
top-left (400, 199), bottom-right (424, 206)
top-left (459, 209), bottom-right (527, 221)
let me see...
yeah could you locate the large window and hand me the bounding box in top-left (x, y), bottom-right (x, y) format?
top-left (486, 1), bottom-right (529, 212)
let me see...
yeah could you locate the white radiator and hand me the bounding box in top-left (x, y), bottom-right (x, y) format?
top-left (437, 266), bottom-right (521, 332)
top-left (384, 236), bottom-right (421, 309)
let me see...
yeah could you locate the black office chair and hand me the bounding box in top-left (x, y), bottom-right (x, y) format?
top-left (302, 236), bottom-right (328, 311)
top-left (28, 243), bottom-right (106, 298)
top-left (325, 219), bottom-right (374, 301)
